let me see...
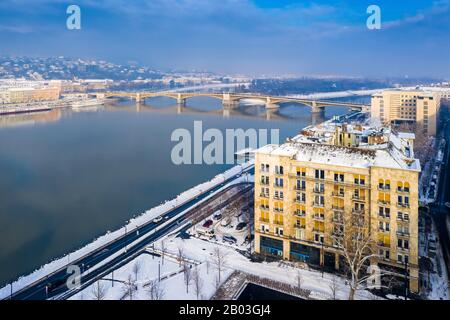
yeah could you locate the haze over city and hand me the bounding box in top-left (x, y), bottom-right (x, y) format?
top-left (0, 0), bottom-right (449, 77)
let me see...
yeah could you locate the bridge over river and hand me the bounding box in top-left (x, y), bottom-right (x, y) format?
top-left (92, 91), bottom-right (370, 113)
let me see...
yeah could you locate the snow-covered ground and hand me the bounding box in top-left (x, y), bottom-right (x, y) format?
top-left (157, 235), bottom-right (381, 300)
top-left (69, 252), bottom-right (233, 300)
top-left (0, 161), bottom-right (253, 300)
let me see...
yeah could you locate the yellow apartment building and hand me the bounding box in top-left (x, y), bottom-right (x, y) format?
top-left (371, 90), bottom-right (441, 136)
top-left (253, 128), bottom-right (421, 293)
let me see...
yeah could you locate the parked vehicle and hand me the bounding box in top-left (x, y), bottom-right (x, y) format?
top-left (236, 222), bottom-right (247, 231)
top-left (153, 216), bottom-right (163, 223)
top-left (222, 235), bottom-right (237, 244)
top-left (213, 213), bottom-right (222, 220)
top-left (203, 219), bottom-right (213, 228)
top-left (197, 226), bottom-right (215, 240)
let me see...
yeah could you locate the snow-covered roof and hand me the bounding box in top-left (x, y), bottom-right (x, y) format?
top-left (256, 141), bottom-right (420, 172)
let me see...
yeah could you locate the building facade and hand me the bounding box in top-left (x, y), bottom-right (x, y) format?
top-left (253, 127), bottom-right (420, 293)
top-left (371, 90), bottom-right (441, 136)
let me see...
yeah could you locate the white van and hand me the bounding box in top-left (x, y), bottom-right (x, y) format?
top-left (196, 226), bottom-right (215, 240)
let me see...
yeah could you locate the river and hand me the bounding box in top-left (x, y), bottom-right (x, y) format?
top-left (0, 95), bottom-right (369, 286)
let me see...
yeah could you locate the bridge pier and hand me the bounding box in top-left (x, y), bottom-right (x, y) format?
top-left (266, 103), bottom-right (279, 110)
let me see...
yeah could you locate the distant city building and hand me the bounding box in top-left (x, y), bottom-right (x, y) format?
top-left (0, 80), bottom-right (61, 104)
top-left (253, 121), bottom-right (420, 293)
top-left (371, 90), bottom-right (443, 136)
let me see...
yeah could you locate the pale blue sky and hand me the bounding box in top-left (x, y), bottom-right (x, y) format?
top-left (0, 0), bottom-right (449, 77)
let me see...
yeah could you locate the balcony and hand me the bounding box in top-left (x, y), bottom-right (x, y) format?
top-left (294, 224), bottom-right (306, 230)
top-left (377, 200), bottom-right (390, 206)
top-left (273, 220), bottom-right (284, 226)
top-left (377, 241), bottom-right (390, 248)
top-left (397, 246), bottom-right (409, 253)
top-left (313, 214), bottom-right (325, 221)
top-left (259, 217), bottom-right (270, 223)
top-left (312, 202), bottom-right (325, 208)
top-left (312, 228), bottom-right (324, 233)
top-left (378, 185), bottom-right (391, 191)
top-left (273, 207), bottom-right (284, 213)
top-left (294, 198), bottom-right (306, 204)
top-left (332, 205), bottom-right (345, 212)
top-left (295, 186), bottom-right (306, 191)
top-left (332, 216), bottom-right (343, 224)
top-left (378, 228), bottom-right (390, 233)
top-left (259, 205), bottom-right (269, 210)
top-left (259, 193), bottom-right (269, 198)
top-left (352, 195), bottom-right (366, 202)
top-left (332, 192), bottom-right (345, 198)
top-left (397, 202), bottom-right (410, 208)
top-left (313, 188), bottom-right (325, 194)
top-left (397, 230), bottom-right (410, 237)
top-left (273, 183), bottom-right (284, 189)
top-left (294, 210), bottom-right (306, 217)
top-left (397, 188), bottom-right (410, 194)
top-left (378, 214), bottom-right (390, 220)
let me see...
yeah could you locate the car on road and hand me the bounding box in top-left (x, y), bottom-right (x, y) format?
top-left (213, 213), bottom-right (222, 220)
top-left (46, 278), bottom-right (67, 293)
top-left (222, 235), bottom-right (237, 244)
top-left (235, 222), bottom-right (247, 231)
top-left (153, 216), bottom-right (163, 223)
top-left (202, 219), bottom-right (213, 228)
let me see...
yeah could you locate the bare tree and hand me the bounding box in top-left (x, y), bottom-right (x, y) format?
top-left (206, 260), bottom-right (210, 275)
top-left (329, 275), bottom-right (339, 300)
top-left (332, 211), bottom-right (379, 300)
top-left (295, 271), bottom-right (302, 290)
top-left (183, 262), bottom-right (192, 294)
top-left (177, 246), bottom-right (185, 267)
top-left (160, 240), bottom-right (167, 265)
top-left (146, 280), bottom-right (165, 300)
top-left (214, 275), bottom-right (221, 291)
top-left (91, 280), bottom-right (107, 300)
top-left (192, 267), bottom-right (204, 299)
top-left (212, 246), bottom-right (229, 283)
top-left (132, 260), bottom-right (142, 282)
top-left (122, 274), bottom-right (137, 300)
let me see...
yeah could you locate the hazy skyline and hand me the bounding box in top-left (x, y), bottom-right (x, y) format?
top-left (0, 0), bottom-right (449, 77)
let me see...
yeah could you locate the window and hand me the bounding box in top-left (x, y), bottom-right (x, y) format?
top-left (314, 182), bottom-right (325, 193)
top-left (260, 224), bottom-right (269, 232)
top-left (260, 164), bottom-right (269, 173)
top-left (354, 174), bottom-right (366, 185)
top-left (296, 192), bottom-right (306, 203)
top-left (275, 177), bottom-right (284, 188)
top-left (274, 201), bottom-right (284, 213)
top-left (296, 179), bottom-right (306, 190)
top-left (274, 190), bottom-right (284, 200)
top-left (315, 169), bottom-right (325, 180)
top-left (260, 187), bottom-right (269, 198)
top-left (334, 172), bottom-right (344, 182)
top-left (379, 207), bottom-right (390, 218)
top-left (314, 195), bottom-right (325, 206)
top-left (275, 227), bottom-right (284, 236)
top-left (275, 165), bottom-right (284, 175)
top-left (397, 181), bottom-right (410, 193)
top-left (379, 192), bottom-right (391, 204)
top-left (379, 221), bottom-right (390, 232)
top-left (314, 233), bottom-right (324, 244)
top-left (296, 167), bottom-right (306, 177)
top-left (261, 176), bottom-right (269, 185)
top-left (379, 179), bottom-right (391, 190)
top-left (274, 214), bottom-right (284, 225)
